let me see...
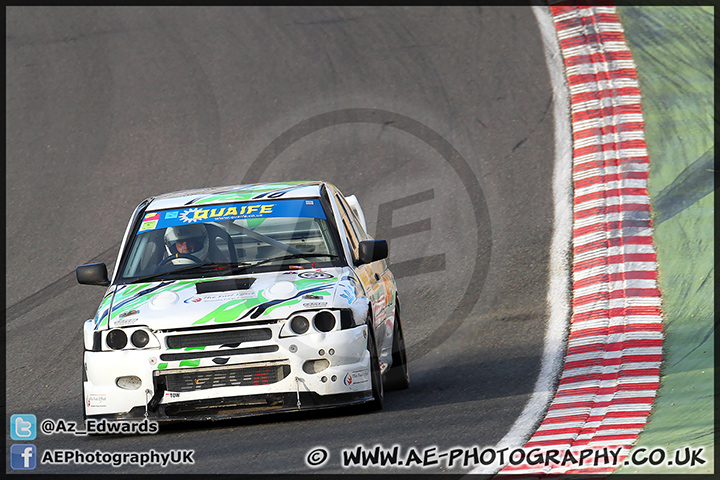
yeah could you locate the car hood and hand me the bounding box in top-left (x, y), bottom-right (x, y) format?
top-left (94, 267), bottom-right (356, 331)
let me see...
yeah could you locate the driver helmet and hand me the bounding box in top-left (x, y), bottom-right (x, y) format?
top-left (164, 224), bottom-right (209, 261)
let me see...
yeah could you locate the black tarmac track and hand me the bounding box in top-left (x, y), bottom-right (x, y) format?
top-left (6, 6), bottom-right (557, 474)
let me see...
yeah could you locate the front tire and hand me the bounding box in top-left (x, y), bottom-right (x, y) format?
top-left (366, 323), bottom-right (384, 411)
top-left (384, 307), bottom-right (410, 391)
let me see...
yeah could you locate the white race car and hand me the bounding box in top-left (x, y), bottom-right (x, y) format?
top-left (77, 181), bottom-right (408, 422)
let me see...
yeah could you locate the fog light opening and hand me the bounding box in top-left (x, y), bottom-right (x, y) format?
top-left (116, 375), bottom-right (142, 390)
top-left (302, 359), bottom-right (330, 374)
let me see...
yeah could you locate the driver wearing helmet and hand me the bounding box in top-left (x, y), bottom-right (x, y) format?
top-left (163, 224), bottom-right (209, 265)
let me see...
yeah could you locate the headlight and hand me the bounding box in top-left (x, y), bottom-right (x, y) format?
top-left (131, 329), bottom-right (150, 348)
top-left (101, 327), bottom-right (159, 351)
top-left (280, 310), bottom-right (343, 337)
top-left (290, 315), bottom-right (310, 334)
top-left (106, 329), bottom-right (127, 350)
top-left (313, 311), bottom-right (336, 332)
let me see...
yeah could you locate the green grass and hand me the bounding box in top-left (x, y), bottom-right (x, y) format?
top-left (613, 6), bottom-right (714, 474)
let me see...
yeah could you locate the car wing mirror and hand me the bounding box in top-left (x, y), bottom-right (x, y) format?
top-left (76, 262), bottom-right (110, 286)
top-left (355, 240), bottom-right (388, 267)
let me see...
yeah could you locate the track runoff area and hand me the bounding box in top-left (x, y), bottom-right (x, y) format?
top-left (477, 4), bottom-right (664, 476)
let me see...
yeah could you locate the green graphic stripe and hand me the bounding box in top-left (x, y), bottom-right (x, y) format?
top-left (192, 298), bottom-right (255, 325)
top-left (192, 277), bottom-right (337, 324)
top-left (193, 182), bottom-right (311, 205)
top-left (179, 359), bottom-right (201, 368)
top-left (107, 280), bottom-right (197, 323)
top-left (264, 298), bottom-right (302, 315)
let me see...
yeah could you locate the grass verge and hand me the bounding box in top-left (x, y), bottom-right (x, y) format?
top-left (614, 6), bottom-right (714, 474)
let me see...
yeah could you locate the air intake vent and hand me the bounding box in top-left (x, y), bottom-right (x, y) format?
top-left (196, 278), bottom-right (255, 294)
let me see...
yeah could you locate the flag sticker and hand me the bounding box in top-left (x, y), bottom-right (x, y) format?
top-left (143, 212), bottom-right (160, 222)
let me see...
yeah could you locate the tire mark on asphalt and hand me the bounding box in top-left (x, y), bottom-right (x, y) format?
top-left (5, 244), bottom-right (119, 322)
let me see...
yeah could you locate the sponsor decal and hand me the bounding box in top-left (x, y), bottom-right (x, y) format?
top-left (303, 302), bottom-right (328, 308)
top-left (119, 309), bottom-right (139, 318)
top-left (179, 204), bottom-right (275, 224)
top-left (139, 212), bottom-right (161, 232)
top-left (186, 291), bottom-right (256, 303)
top-left (113, 317), bottom-right (139, 326)
top-left (87, 394), bottom-right (107, 408)
top-left (136, 198), bottom-right (327, 233)
top-left (350, 369), bottom-right (369, 384)
top-left (344, 370), bottom-right (369, 386)
top-left (139, 220), bottom-right (157, 232)
top-left (299, 271), bottom-right (334, 279)
top-left (382, 275), bottom-right (394, 297)
top-left (372, 293), bottom-right (387, 321)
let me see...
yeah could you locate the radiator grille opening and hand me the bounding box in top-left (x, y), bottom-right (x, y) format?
top-left (166, 328), bottom-right (271, 349)
top-left (157, 364), bottom-right (290, 392)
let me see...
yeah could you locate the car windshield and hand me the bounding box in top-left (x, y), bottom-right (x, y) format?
top-left (117, 198), bottom-right (342, 283)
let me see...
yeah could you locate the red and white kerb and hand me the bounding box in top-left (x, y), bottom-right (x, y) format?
top-left (500, 4), bottom-right (663, 475)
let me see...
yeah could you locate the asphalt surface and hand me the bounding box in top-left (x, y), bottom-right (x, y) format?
top-left (6, 7), bottom-right (557, 474)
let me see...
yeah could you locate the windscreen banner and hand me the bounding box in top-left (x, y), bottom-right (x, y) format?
top-left (137, 199), bottom-right (325, 233)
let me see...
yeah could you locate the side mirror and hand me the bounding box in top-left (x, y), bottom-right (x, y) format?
top-left (355, 240), bottom-right (388, 267)
top-left (76, 263), bottom-right (110, 286)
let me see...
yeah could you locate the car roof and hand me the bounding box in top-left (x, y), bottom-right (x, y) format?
top-left (145, 181), bottom-right (325, 211)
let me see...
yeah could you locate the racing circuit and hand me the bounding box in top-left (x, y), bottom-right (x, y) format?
top-left (6, 6), bottom-right (709, 475)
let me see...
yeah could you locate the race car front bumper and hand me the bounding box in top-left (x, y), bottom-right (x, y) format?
top-left (84, 324), bottom-right (373, 421)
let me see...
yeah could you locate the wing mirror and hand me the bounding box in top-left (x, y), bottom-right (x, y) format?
top-left (76, 262), bottom-right (110, 286)
top-left (355, 240), bottom-right (388, 267)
